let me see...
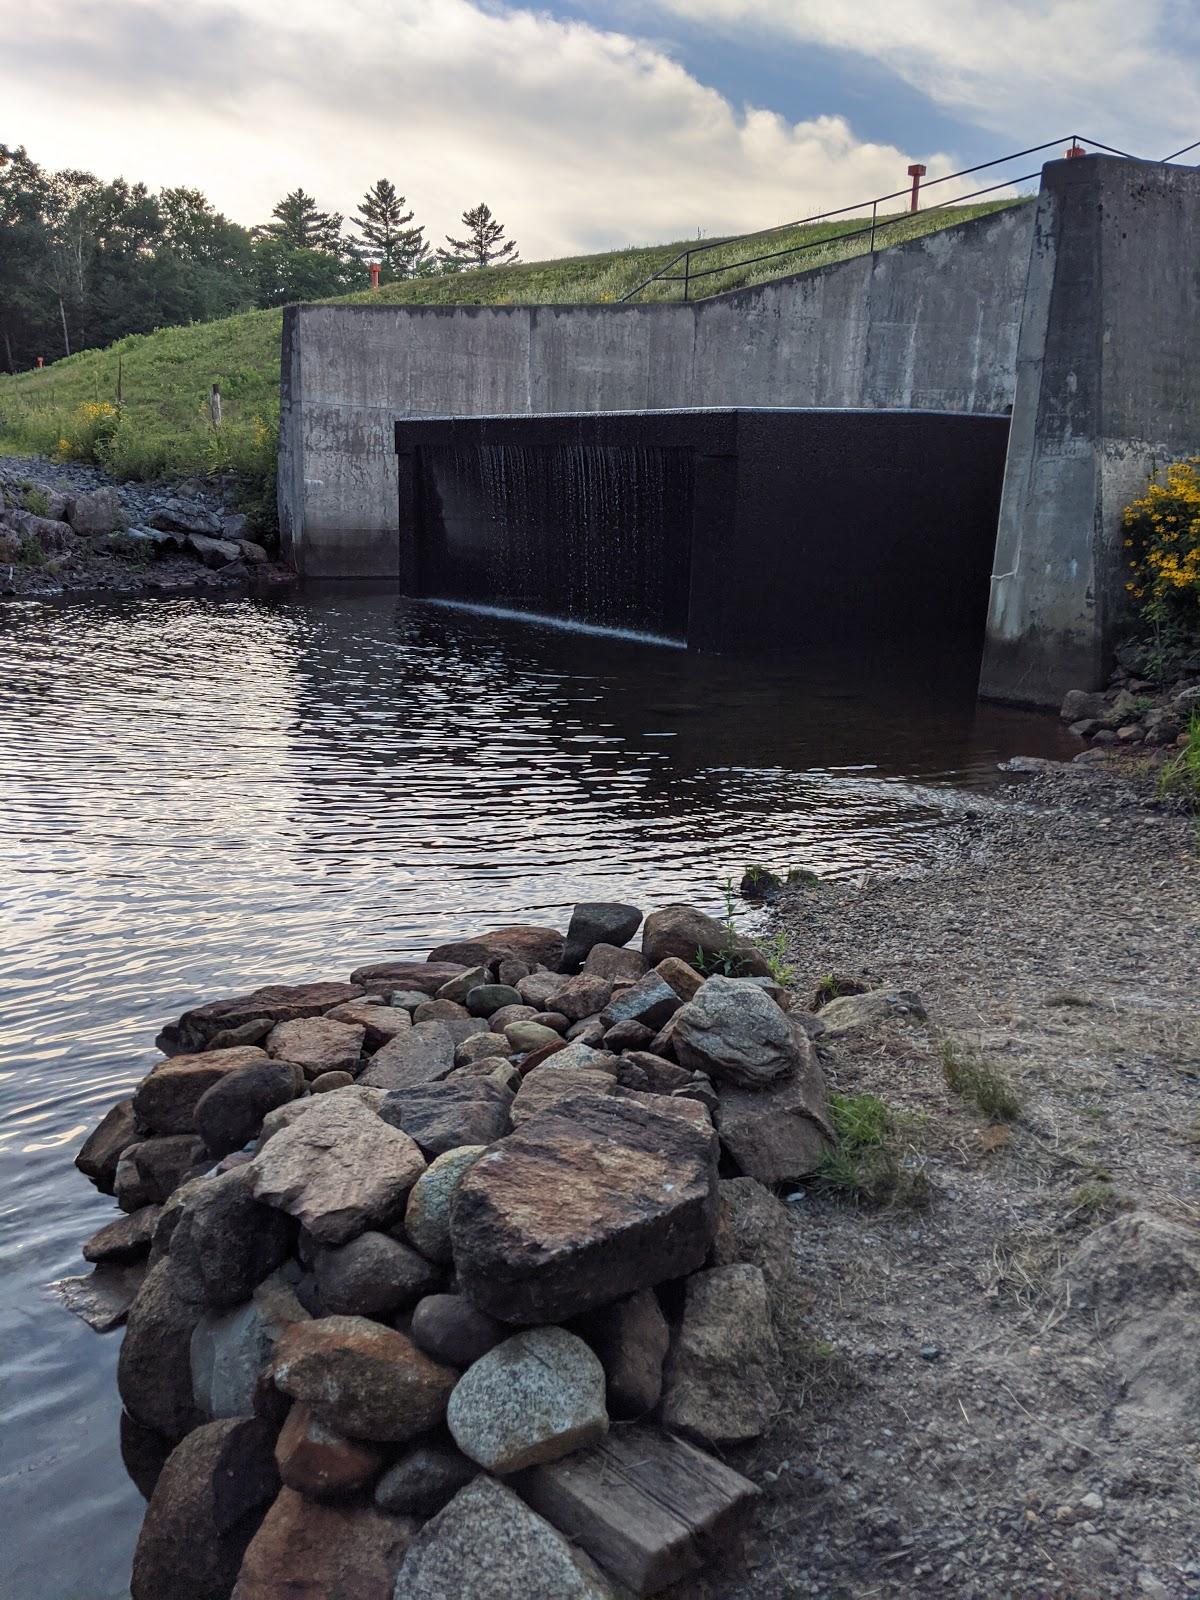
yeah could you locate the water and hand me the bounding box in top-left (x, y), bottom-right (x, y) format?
top-left (0, 587), bottom-right (1071, 1598)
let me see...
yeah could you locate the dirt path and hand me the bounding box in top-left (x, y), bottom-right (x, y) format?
top-left (707, 761), bottom-right (1199, 1600)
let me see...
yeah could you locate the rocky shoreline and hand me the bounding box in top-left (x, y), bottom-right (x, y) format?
top-left (0, 456), bottom-right (294, 600)
top-left (67, 901), bottom-right (859, 1599)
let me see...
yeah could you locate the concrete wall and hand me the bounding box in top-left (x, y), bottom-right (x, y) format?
top-left (980, 157), bottom-right (1200, 704)
top-left (280, 204), bottom-right (1032, 577)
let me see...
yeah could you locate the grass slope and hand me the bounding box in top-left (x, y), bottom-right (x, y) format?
top-left (0, 201), bottom-right (1018, 487)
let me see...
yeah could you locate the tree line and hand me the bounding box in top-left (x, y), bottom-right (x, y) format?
top-left (0, 144), bottom-right (520, 372)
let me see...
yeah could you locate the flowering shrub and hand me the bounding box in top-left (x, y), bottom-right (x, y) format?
top-left (54, 401), bottom-right (123, 466)
top-left (1124, 460), bottom-right (1200, 672)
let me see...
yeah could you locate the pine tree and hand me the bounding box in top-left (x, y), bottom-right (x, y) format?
top-left (441, 202), bottom-right (519, 270)
top-left (261, 188), bottom-right (344, 255)
top-left (354, 178), bottom-right (428, 279)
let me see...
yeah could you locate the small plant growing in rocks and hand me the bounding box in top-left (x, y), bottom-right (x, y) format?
top-left (938, 1037), bottom-right (1022, 1121)
top-left (816, 1092), bottom-right (929, 1207)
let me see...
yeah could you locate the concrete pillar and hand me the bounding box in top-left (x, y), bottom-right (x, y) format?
top-left (980, 156), bottom-right (1200, 705)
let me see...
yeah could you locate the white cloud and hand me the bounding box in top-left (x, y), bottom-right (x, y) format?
top-left (3, 0), bottom-right (963, 259)
top-left (648, 0), bottom-right (1200, 156)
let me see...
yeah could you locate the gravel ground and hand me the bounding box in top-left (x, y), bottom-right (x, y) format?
top-left (691, 757), bottom-right (1199, 1600)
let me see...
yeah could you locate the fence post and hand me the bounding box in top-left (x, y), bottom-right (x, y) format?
top-left (209, 383), bottom-right (222, 428)
top-left (870, 200), bottom-right (878, 253)
top-left (682, 251), bottom-right (691, 302)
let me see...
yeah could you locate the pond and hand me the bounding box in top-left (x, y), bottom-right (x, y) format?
top-left (0, 588), bottom-right (1071, 1597)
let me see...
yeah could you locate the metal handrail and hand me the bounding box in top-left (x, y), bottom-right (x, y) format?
top-left (619, 133), bottom-right (1199, 303)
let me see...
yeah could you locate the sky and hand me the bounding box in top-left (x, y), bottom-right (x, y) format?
top-left (4, 0), bottom-right (1199, 259)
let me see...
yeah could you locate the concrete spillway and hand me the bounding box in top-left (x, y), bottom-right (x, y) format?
top-left (395, 408), bottom-right (1011, 656)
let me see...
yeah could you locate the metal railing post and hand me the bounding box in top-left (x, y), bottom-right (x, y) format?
top-left (869, 200), bottom-right (877, 253)
top-left (682, 251), bottom-right (691, 302)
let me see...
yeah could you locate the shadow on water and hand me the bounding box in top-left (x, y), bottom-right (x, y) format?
top-left (0, 586), bottom-right (1072, 1597)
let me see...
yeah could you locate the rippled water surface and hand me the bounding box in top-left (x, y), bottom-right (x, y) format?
top-left (0, 589), bottom-right (1071, 1597)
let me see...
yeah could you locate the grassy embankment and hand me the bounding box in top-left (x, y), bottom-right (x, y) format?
top-left (0, 201), bottom-right (1019, 501)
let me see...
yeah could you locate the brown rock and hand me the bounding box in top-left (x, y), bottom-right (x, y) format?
top-left (76, 1098), bottom-right (139, 1193)
top-left (487, 1002), bottom-right (538, 1032)
top-left (516, 970), bottom-right (568, 1009)
top-left (599, 971), bottom-right (682, 1032)
top-left (118, 1259), bottom-right (208, 1440)
top-left (169, 1165), bottom-right (294, 1309)
top-left (195, 1060), bottom-right (298, 1157)
top-left (134, 1047), bottom-right (273, 1135)
top-left (83, 1204), bottom-right (161, 1263)
top-left (582, 943), bottom-right (647, 982)
top-left (641, 904), bottom-right (770, 978)
top-left (661, 1264), bottom-right (782, 1446)
top-left (274, 1402), bottom-right (384, 1499)
top-left (311, 1070), bottom-right (355, 1093)
top-left (131, 1417), bottom-right (280, 1600)
top-left (452, 1095), bottom-right (719, 1323)
top-left (313, 1230), bottom-right (440, 1317)
top-left (348, 960), bottom-right (468, 996)
top-left (410, 1292), bottom-right (507, 1366)
top-left (602, 1019), bottom-right (655, 1053)
top-left (52, 1261), bottom-right (147, 1332)
top-left (544, 974), bottom-right (613, 1023)
top-left (250, 1093), bottom-right (426, 1245)
top-left (510, 1065), bottom-right (618, 1124)
top-left (159, 983), bottom-right (365, 1055)
top-left (267, 1016), bottom-right (364, 1078)
top-left (206, 1019), bottom-right (274, 1051)
top-left (358, 1020), bottom-right (457, 1092)
top-left (716, 1045), bottom-right (834, 1183)
top-left (579, 1288), bottom-right (669, 1419)
top-left (233, 1488), bottom-right (415, 1600)
top-left (710, 1176), bottom-right (803, 1331)
top-left (271, 1315), bottom-right (458, 1441)
top-left (454, 1029), bottom-right (515, 1067)
top-left (517, 1037), bottom-right (568, 1075)
top-left (656, 956), bottom-right (706, 1000)
top-left (414, 997), bottom-right (471, 1023)
top-left (379, 1077), bottom-right (513, 1157)
top-left (530, 1010), bottom-right (571, 1033)
top-left (325, 1001), bottom-right (412, 1048)
top-left (618, 1050), bottom-right (692, 1093)
top-left (429, 926), bottom-right (565, 971)
top-left (116, 1134), bottom-right (208, 1210)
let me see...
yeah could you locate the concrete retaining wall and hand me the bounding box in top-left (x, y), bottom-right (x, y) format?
top-left (280, 205), bottom-right (1032, 578)
top-left (979, 157), bottom-right (1200, 704)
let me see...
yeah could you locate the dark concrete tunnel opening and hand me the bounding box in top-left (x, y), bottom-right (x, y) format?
top-left (395, 408), bottom-right (1011, 667)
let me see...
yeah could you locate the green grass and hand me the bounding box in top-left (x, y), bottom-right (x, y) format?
top-left (0, 199), bottom-right (1020, 491)
top-left (939, 1038), bottom-right (1023, 1121)
top-left (1159, 714), bottom-right (1200, 811)
top-left (816, 1091), bottom-right (930, 1207)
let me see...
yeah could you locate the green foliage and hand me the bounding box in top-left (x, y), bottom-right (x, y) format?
top-left (21, 485), bottom-right (49, 516)
top-left (442, 202), bottom-right (519, 271)
top-left (15, 532), bottom-right (47, 568)
top-left (816, 1093), bottom-right (929, 1207)
top-left (355, 179), bottom-right (428, 279)
top-left (1066, 1179), bottom-right (1122, 1224)
top-left (1123, 460), bottom-right (1200, 678)
top-left (761, 930), bottom-right (795, 987)
top-left (1159, 714), bottom-right (1200, 812)
top-left (939, 1038), bottom-right (1022, 1121)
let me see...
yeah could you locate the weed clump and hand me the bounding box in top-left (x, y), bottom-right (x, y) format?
top-left (939, 1038), bottom-right (1022, 1121)
top-left (815, 1092), bottom-right (929, 1208)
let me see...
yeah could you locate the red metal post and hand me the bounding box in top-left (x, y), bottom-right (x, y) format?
top-left (907, 164), bottom-right (927, 212)
top-left (35, 356), bottom-right (44, 369)
top-left (1065, 142), bottom-right (1086, 159)
top-left (369, 262), bottom-right (381, 290)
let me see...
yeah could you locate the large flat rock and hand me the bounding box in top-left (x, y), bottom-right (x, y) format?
top-left (451, 1094), bottom-right (719, 1324)
top-left (250, 1094), bottom-right (425, 1244)
top-left (158, 982), bottom-right (364, 1054)
top-left (133, 1046), bottom-right (273, 1136)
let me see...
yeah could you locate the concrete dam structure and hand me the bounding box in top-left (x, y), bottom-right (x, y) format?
top-left (396, 408), bottom-right (1010, 653)
top-left (279, 154), bottom-right (1200, 706)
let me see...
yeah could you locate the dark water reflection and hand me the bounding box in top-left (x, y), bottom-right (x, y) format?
top-left (0, 588), bottom-right (1071, 1597)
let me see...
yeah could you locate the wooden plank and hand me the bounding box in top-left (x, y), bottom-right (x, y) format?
top-left (517, 1425), bottom-right (759, 1596)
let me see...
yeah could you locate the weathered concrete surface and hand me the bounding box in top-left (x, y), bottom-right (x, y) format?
top-left (981, 156), bottom-right (1200, 704)
top-left (279, 206), bottom-right (1031, 577)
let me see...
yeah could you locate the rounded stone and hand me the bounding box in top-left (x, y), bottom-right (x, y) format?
top-left (504, 1021), bottom-right (563, 1054)
top-left (530, 1011), bottom-right (570, 1034)
top-left (454, 1032), bottom-right (514, 1068)
top-left (410, 1292), bottom-right (506, 1367)
top-left (487, 1003), bottom-right (538, 1033)
top-left (446, 1326), bottom-right (608, 1473)
top-left (311, 1071), bottom-right (354, 1093)
top-left (314, 1230), bottom-right (441, 1317)
top-left (465, 985), bottom-right (523, 1018)
top-left (403, 1145), bottom-right (487, 1263)
top-left (414, 998), bottom-right (471, 1024)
